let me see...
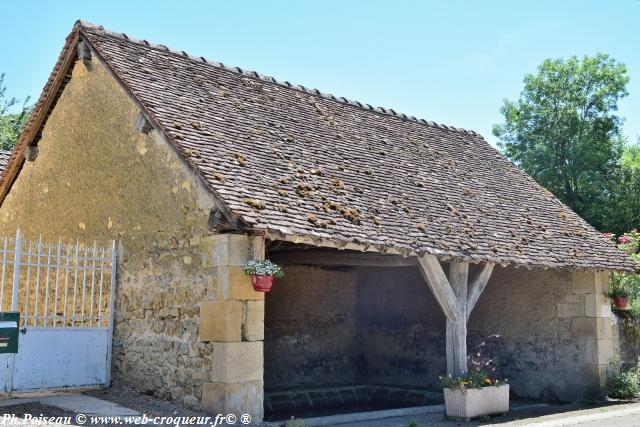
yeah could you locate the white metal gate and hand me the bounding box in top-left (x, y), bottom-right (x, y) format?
top-left (0, 230), bottom-right (116, 392)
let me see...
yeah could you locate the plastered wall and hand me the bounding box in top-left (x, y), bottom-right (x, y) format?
top-left (0, 57), bottom-right (219, 408)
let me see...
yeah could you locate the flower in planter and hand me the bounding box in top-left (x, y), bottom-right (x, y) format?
top-left (438, 371), bottom-right (508, 391)
top-left (241, 260), bottom-right (284, 278)
top-left (605, 229), bottom-right (640, 316)
top-left (439, 370), bottom-right (510, 419)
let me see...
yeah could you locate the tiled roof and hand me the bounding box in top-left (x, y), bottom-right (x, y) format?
top-left (2, 21), bottom-right (635, 271)
top-left (0, 150), bottom-right (11, 174)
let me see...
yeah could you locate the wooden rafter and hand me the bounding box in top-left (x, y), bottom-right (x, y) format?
top-left (270, 248), bottom-right (417, 267)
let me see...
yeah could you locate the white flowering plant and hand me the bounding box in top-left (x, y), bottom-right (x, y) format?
top-left (241, 260), bottom-right (284, 278)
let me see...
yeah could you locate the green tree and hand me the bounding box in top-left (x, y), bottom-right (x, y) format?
top-left (0, 73), bottom-right (31, 150)
top-left (620, 138), bottom-right (640, 169)
top-left (493, 54), bottom-right (629, 231)
top-left (604, 139), bottom-right (640, 233)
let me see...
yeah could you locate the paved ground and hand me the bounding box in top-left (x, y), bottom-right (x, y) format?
top-left (327, 402), bottom-right (640, 427)
top-left (0, 391), bottom-right (639, 426)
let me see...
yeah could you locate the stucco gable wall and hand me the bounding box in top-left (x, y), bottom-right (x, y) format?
top-left (0, 57), bottom-right (216, 253)
top-left (0, 56), bottom-right (223, 408)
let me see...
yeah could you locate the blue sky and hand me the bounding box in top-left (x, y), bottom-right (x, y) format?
top-left (2, 0), bottom-right (639, 146)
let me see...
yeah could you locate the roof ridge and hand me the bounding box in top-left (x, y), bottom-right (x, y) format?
top-left (75, 20), bottom-right (483, 138)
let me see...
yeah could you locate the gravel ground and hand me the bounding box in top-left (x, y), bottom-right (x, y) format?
top-left (85, 385), bottom-right (209, 419)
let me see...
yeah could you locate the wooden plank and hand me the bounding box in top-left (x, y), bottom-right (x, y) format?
top-left (467, 263), bottom-right (495, 320)
top-left (417, 255), bottom-right (460, 322)
top-left (270, 250), bottom-right (417, 267)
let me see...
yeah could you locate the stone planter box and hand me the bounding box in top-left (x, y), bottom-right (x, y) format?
top-left (443, 384), bottom-right (509, 420)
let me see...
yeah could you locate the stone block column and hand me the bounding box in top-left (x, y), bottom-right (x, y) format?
top-left (198, 234), bottom-right (265, 420)
top-left (567, 270), bottom-right (613, 397)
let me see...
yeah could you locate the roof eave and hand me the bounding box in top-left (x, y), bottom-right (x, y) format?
top-left (0, 25), bottom-right (82, 206)
top-left (259, 228), bottom-right (637, 273)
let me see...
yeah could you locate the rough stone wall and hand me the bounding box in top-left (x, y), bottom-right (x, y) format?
top-left (356, 266), bottom-right (445, 389)
top-left (264, 265), bottom-right (358, 389)
top-left (266, 263), bottom-right (613, 402)
top-left (114, 243), bottom-right (213, 407)
top-left (614, 314), bottom-right (640, 369)
top-left (0, 56), bottom-right (219, 408)
top-left (469, 267), bottom-right (613, 401)
top-left (264, 264), bottom-right (446, 391)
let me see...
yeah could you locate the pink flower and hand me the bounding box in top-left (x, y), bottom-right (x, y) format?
top-left (603, 233), bottom-right (613, 239)
top-left (619, 236), bottom-right (631, 244)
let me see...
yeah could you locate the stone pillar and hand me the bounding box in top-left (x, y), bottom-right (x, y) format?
top-left (568, 270), bottom-right (613, 397)
top-left (198, 234), bottom-right (265, 421)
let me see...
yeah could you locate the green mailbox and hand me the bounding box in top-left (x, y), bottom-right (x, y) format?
top-left (0, 312), bottom-right (19, 354)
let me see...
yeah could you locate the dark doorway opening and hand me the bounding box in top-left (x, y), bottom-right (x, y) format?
top-left (264, 246), bottom-right (446, 421)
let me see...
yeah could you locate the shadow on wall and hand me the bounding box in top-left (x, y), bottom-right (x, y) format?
top-left (265, 263), bottom-right (591, 402)
top-left (264, 265), bottom-right (447, 392)
top-left (615, 312), bottom-right (640, 370)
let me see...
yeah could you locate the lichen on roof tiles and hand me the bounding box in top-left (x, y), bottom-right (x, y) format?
top-left (2, 21), bottom-right (636, 272)
top-left (0, 150), bottom-right (11, 173)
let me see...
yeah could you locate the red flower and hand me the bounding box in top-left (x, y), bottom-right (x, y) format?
top-left (619, 236), bottom-right (631, 244)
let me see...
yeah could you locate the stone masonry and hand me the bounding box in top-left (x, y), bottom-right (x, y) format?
top-left (568, 270), bottom-right (614, 394)
top-left (0, 54), bottom-right (267, 415)
top-left (199, 234), bottom-right (266, 420)
top-left (265, 264), bottom-right (616, 402)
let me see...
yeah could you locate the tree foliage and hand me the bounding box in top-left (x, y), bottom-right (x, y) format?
top-left (493, 54), bottom-right (630, 232)
top-left (620, 140), bottom-right (640, 169)
top-left (0, 73), bottom-right (31, 150)
top-left (604, 140), bottom-right (640, 233)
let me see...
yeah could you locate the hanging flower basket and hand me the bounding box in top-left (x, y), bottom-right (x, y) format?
top-left (242, 260), bottom-right (284, 293)
top-left (607, 284), bottom-right (630, 310)
top-left (613, 297), bottom-right (629, 310)
top-left (251, 275), bottom-right (275, 292)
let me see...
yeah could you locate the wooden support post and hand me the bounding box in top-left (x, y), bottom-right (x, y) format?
top-left (418, 255), bottom-right (495, 376)
top-left (447, 262), bottom-right (468, 376)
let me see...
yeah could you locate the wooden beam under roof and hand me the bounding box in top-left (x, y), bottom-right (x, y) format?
top-left (269, 249), bottom-right (417, 267)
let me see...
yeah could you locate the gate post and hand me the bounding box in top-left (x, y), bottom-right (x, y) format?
top-left (105, 240), bottom-right (117, 385)
top-left (11, 229), bottom-right (22, 311)
top-left (6, 229), bottom-right (22, 393)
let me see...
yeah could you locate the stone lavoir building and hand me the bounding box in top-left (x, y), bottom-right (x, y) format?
top-left (0, 21), bottom-right (635, 422)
